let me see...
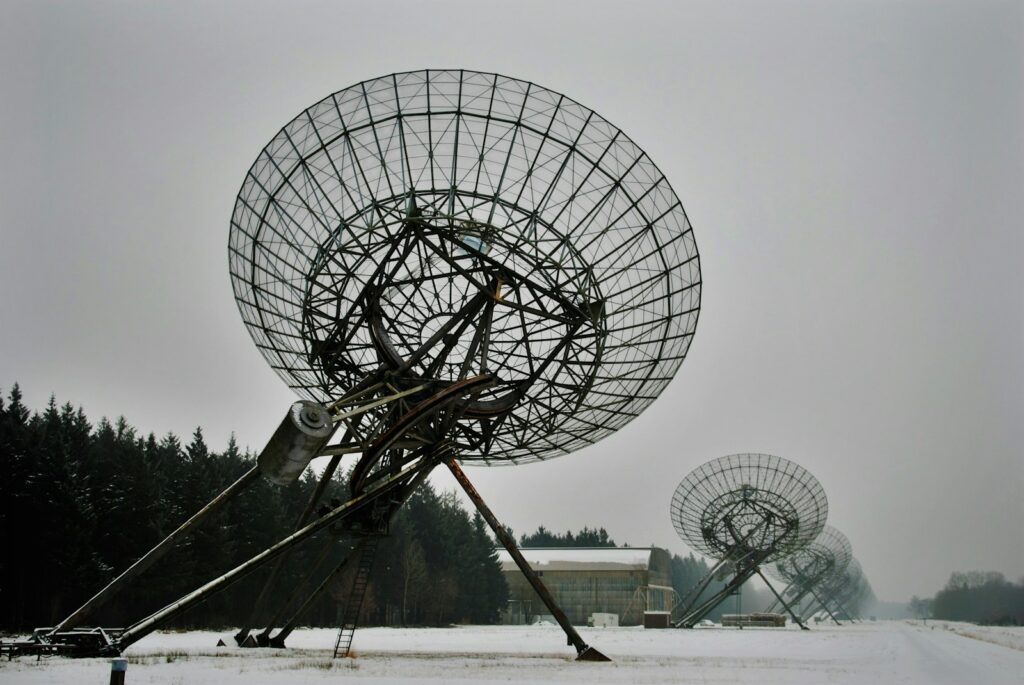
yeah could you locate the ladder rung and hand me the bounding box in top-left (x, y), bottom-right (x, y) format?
top-left (333, 539), bottom-right (380, 658)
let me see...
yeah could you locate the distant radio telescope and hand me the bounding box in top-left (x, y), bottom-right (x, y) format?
top-left (670, 453), bottom-right (828, 628)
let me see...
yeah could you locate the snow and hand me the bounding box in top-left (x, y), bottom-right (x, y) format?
top-left (2, 621), bottom-right (1022, 684)
top-left (924, 619), bottom-right (1024, 652)
top-left (496, 547), bottom-right (654, 571)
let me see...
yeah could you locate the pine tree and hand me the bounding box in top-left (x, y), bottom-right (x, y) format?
top-left (467, 511), bottom-right (507, 623)
top-left (0, 385), bottom-right (32, 627)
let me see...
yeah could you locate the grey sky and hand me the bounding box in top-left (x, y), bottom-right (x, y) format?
top-left (1, 0), bottom-right (1020, 602)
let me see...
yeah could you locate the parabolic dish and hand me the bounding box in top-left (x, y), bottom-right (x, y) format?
top-left (229, 69), bottom-right (701, 464)
top-left (769, 524), bottom-right (852, 587)
top-left (670, 453), bottom-right (828, 563)
top-left (822, 556), bottom-right (863, 597)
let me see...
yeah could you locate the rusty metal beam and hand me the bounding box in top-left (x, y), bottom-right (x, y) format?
top-left (444, 458), bottom-right (610, 662)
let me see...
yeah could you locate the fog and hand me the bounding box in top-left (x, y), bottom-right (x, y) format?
top-left (1, 0), bottom-right (1020, 601)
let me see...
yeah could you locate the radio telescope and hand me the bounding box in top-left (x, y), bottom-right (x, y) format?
top-left (765, 525), bottom-right (851, 625)
top-left (28, 70), bottom-right (701, 659)
top-left (229, 69), bottom-right (700, 465)
top-left (670, 453), bottom-right (828, 628)
top-left (807, 557), bottom-right (869, 622)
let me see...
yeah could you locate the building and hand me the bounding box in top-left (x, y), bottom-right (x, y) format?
top-left (497, 547), bottom-right (674, 626)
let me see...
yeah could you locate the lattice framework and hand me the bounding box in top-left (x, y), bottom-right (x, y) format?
top-left (229, 69), bottom-right (701, 464)
top-left (769, 525), bottom-right (852, 589)
top-left (670, 453), bottom-right (828, 563)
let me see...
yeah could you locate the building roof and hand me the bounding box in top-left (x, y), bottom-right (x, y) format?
top-left (495, 547), bottom-right (658, 572)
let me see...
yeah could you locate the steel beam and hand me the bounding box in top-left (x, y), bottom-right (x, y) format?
top-left (53, 465), bottom-right (260, 634)
top-left (445, 458), bottom-right (610, 662)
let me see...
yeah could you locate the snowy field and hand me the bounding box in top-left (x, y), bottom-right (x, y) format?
top-left (2, 621), bottom-right (1022, 684)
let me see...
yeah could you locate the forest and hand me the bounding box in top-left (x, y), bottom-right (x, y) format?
top-left (0, 384), bottom-right (507, 632)
top-left (520, 525), bottom-right (618, 548)
top-left (1, 383), bottom-right (776, 634)
top-left (911, 571), bottom-right (1024, 625)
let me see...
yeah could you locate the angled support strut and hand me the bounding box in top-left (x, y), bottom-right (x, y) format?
top-left (445, 458), bottom-right (610, 662)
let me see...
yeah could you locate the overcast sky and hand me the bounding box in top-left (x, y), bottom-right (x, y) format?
top-left (1, 0), bottom-right (1020, 602)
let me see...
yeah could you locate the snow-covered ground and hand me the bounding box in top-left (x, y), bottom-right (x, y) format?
top-left (2, 621), bottom-right (1022, 684)
top-left (923, 619), bottom-right (1024, 652)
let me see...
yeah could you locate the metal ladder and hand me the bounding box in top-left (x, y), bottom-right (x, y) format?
top-left (332, 538), bottom-right (379, 658)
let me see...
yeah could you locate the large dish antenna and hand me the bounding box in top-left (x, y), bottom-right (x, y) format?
top-left (770, 525), bottom-right (852, 588)
top-left (23, 70), bottom-right (701, 662)
top-left (229, 69), bottom-right (701, 464)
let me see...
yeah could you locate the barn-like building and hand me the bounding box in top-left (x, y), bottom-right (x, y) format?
top-left (496, 547), bottom-right (674, 626)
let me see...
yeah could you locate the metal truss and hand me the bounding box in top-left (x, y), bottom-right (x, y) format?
top-left (802, 557), bottom-right (869, 623)
top-left (765, 525), bottom-right (852, 625)
top-left (229, 69), bottom-right (701, 465)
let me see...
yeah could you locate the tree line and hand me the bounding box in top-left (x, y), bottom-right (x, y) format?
top-left (520, 525), bottom-right (617, 547)
top-left (911, 571), bottom-right (1024, 625)
top-left (0, 384), bottom-right (507, 632)
top-left (0, 381), bottom-right (797, 634)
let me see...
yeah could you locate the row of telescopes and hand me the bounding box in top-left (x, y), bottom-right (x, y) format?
top-left (11, 70), bottom-right (870, 661)
top-left (670, 452), bottom-right (873, 628)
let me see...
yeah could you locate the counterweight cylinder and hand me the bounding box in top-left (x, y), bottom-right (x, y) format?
top-left (258, 401), bottom-right (333, 485)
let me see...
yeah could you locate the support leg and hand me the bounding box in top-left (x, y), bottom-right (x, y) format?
top-left (673, 555), bottom-right (733, 624)
top-left (114, 460), bottom-right (426, 652)
top-left (806, 587), bottom-right (841, 625)
top-left (755, 569), bottom-right (808, 630)
top-left (253, 537), bottom-right (337, 646)
top-left (829, 595), bottom-right (855, 623)
top-left (54, 466), bottom-right (260, 634)
top-left (445, 459), bottom-right (610, 662)
top-left (269, 541), bottom-right (363, 648)
top-left (235, 450), bottom-right (348, 643)
top-left (764, 580), bottom-right (798, 614)
top-left (781, 587), bottom-right (813, 618)
top-left (237, 453), bottom-right (345, 645)
top-left (676, 564), bottom-right (758, 628)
